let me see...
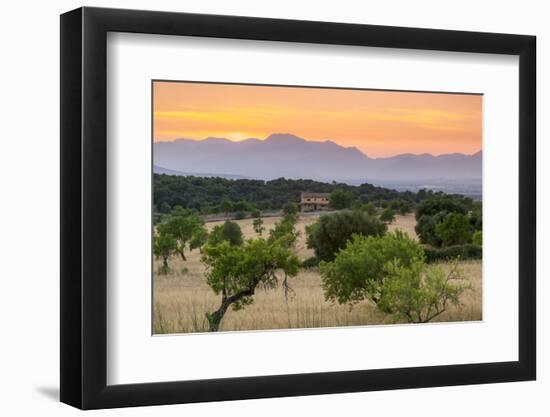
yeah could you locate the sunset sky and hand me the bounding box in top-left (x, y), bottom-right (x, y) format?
top-left (153, 81), bottom-right (482, 158)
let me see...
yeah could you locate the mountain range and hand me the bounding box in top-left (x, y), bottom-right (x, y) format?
top-left (153, 133), bottom-right (481, 183)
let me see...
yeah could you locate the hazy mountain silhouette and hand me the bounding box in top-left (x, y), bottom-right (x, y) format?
top-left (153, 165), bottom-right (248, 179)
top-left (154, 133), bottom-right (481, 183)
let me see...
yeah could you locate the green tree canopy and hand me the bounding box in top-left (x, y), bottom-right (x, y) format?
top-left (208, 220), bottom-right (244, 247)
top-left (320, 231), bottom-right (423, 305)
top-left (306, 210), bottom-right (387, 262)
top-left (202, 238), bottom-right (300, 331)
top-left (472, 230), bottom-right (482, 247)
top-left (380, 208), bottom-right (396, 223)
top-left (329, 189), bottom-right (355, 210)
top-left (157, 210), bottom-right (205, 261)
top-left (153, 231), bottom-right (177, 273)
top-left (377, 259), bottom-right (467, 323)
top-left (435, 212), bottom-right (473, 247)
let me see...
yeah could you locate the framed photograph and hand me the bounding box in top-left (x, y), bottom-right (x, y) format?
top-left (60, 7), bottom-right (536, 409)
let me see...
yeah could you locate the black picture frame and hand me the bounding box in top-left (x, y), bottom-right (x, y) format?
top-left (60, 6), bottom-right (536, 410)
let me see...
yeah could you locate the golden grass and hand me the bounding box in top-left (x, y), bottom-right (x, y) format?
top-left (153, 214), bottom-right (482, 334)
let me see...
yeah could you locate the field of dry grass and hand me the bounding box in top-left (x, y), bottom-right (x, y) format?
top-left (153, 214), bottom-right (482, 334)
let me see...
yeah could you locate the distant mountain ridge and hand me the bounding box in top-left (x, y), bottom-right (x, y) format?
top-left (154, 133), bottom-right (481, 183)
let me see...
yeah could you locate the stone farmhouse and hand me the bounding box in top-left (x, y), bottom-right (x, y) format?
top-left (299, 192), bottom-right (330, 213)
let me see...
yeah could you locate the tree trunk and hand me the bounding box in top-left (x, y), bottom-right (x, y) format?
top-left (162, 256), bottom-right (168, 269)
top-left (207, 287), bottom-right (256, 332)
top-left (177, 248), bottom-right (186, 261)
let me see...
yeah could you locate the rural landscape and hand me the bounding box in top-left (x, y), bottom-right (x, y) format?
top-left (152, 81), bottom-right (482, 334)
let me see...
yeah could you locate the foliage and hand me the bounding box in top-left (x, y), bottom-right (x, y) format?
top-left (269, 212), bottom-right (300, 248)
top-left (472, 230), bottom-right (482, 247)
top-left (201, 238), bottom-right (300, 331)
top-left (153, 231), bottom-right (177, 274)
top-left (154, 174), bottom-right (436, 215)
top-left (319, 231), bottom-right (424, 305)
top-left (423, 243), bottom-right (482, 263)
top-left (253, 217), bottom-right (265, 236)
top-left (377, 260), bottom-right (468, 323)
top-left (220, 200), bottom-right (233, 215)
top-left (360, 202), bottom-right (377, 216)
top-left (156, 208), bottom-right (205, 261)
top-left (415, 196), bottom-right (469, 219)
top-left (435, 212), bottom-right (473, 247)
top-left (208, 220), bottom-right (244, 247)
top-left (329, 189), bottom-right (355, 210)
top-left (234, 211), bottom-right (246, 220)
top-left (380, 208), bottom-right (396, 223)
top-left (389, 199), bottom-right (412, 215)
top-left (414, 195), bottom-right (479, 247)
top-left (189, 227), bottom-right (209, 252)
top-left (283, 202), bottom-right (299, 217)
top-left (306, 210), bottom-right (387, 262)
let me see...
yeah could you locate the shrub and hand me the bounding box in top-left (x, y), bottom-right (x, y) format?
top-left (415, 196), bottom-right (468, 220)
top-left (360, 202), bottom-right (377, 216)
top-left (423, 243), bottom-right (482, 263)
top-left (320, 232), bottom-right (467, 323)
top-left (377, 259), bottom-right (467, 323)
top-left (208, 220), bottom-right (244, 247)
top-left (329, 189), bottom-right (355, 210)
top-left (435, 212), bottom-right (473, 247)
top-left (380, 208), bottom-right (396, 223)
top-left (306, 210), bottom-right (387, 262)
top-left (320, 231), bottom-right (423, 305)
top-left (283, 202), bottom-right (299, 217)
top-left (472, 230), bottom-right (482, 247)
top-left (253, 217), bottom-right (265, 235)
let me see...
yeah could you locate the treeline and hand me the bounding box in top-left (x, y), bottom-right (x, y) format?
top-left (154, 174), bottom-right (457, 214)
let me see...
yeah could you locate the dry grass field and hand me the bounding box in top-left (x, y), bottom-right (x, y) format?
top-left (153, 214), bottom-right (482, 334)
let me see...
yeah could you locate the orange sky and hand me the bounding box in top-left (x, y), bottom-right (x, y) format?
top-left (153, 81), bottom-right (482, 158)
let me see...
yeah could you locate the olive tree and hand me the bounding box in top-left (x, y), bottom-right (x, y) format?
top-left (156, 211), bottom-right (206, 261)
top-left (320, 231), bottom-right (467, 323)
top-left (378, 259), bottom-right (467, 323)
top-left (320, 231), bottom-right (422, 305)
top-left (202, 238), bottom-right (300, 331)
top-left (253, 216), bottom-right (265, 236)
top-left (189, 227), bottom-right (209, 253)
top-left (153, 231), bottom-right (177, 274)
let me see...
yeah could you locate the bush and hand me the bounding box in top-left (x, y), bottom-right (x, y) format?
top-left (320, 231), bottom-right (424, 305)
top-left (415, 196), bottom-right (468, 220)
top-left (423, 243), bottom-right (482, 263)
top-left (234, 211), bottom-right (246, 220)
top-left (435, 212), bottom-right (473, 247)
top-left (208, 220), bottom-right (244, 247)
top-left (472, 230), bottom-right (482, 246)
top-left (380, 208), bottom-right (396, 223)
top-left (360, 202), bottom-right (377, 216)
top-left (329, 189), bottom-right (355, 210)
top-left (306, 210), bottom-right (387, 262)
top-left (283, 202), bottom-right (299, 217)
